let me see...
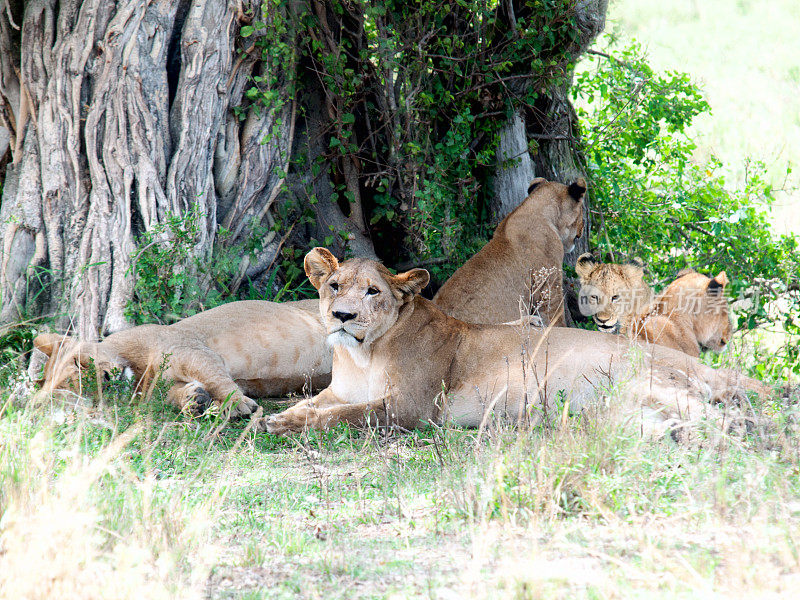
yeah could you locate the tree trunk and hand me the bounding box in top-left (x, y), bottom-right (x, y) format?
top-left (0, 0), bottom-right (293, 338)
top-left (492, 109), bottom-right (536, 222)
top-left (0, 126), bottom-right (7, 160)
top-left (286, 70), bottom-right (377, 260)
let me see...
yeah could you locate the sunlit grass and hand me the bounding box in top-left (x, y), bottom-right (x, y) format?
top-left (2, 361), bottom-right (798, 598)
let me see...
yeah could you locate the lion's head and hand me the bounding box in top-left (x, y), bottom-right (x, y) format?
top-left (524, 177), bottom-right (586, 253)
top-left (576, 254), bottom-right (653, 332)
top-left (32, 333), bottom-right (129, 395)
top-left (656, 269), bottom-right (732, 352)
top-left (304, 248), bottom-right (430, 350)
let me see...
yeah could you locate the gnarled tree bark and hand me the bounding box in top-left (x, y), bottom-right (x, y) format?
top-left (0, 0), bottom-right (295, 337)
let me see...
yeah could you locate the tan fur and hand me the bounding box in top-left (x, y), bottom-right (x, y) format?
top-left (575, 253), bottom-right (653, 331)
top-left (644, 270), bottom-right (733, 356)
top-left (433, 177), bottom-right (586, 326)
top-left (263, 248), bottom-right (768, 438)
top-left (577, 256), bottom-right (733, 357)
top-left (33, 300), bottom-right (331, 416)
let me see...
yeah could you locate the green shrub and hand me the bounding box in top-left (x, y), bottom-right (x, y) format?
top-left (126, 208), bottom-right (209, 324)
top-left (573, 38), bottom-right (800, 376)
top-left (242, 0), bottom-right (586, 281)
top-left (0, 322), bottom-right (34, 388)
top-left (125, 208), bottom-right (254, 324)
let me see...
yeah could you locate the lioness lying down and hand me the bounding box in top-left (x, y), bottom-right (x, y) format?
top-left (264, 248), bottom-right (768, 437)
top-left (577, 254), bottom-right (733, 357)
top-left (34, 300), bottom-right (331, 416)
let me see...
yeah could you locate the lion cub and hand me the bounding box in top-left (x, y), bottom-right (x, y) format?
top-left (577, 254), bottom-right (732, 357)
top-left (649, 269), bottom-right (733, 356)
top-left (575, 254), bottom-right (653, 332)
top-left (433, 177), bottom-right (586, 326)
top-left (33, 300), bottom-right (331, 416)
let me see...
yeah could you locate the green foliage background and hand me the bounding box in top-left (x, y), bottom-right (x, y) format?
top-left (243, 0), bottom-right (585, 282)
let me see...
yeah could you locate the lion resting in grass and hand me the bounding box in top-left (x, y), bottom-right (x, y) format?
top-left (574, 254), bottom-right (653, 332)
top-left (433, 177), bottom-right (586, 326)
top-left (576, 254), bottom-right (732, 357)
top-left (263, 248), bottom-right (768, 438)
top-left (34, 300), bottom-right (331, 416)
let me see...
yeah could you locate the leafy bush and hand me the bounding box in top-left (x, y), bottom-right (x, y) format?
top-left (126, 208), bottom-right (209, 324)
top-left (0, 322), bottom-right (34, 387)
top-left (573, 38), bottom-right (799, 376)
top-left (126, 209), bottom-right (251, 324)
top-left (125, 202), bottom-right (318, 324)
top-left (241, 0), bottom-right (587, 282)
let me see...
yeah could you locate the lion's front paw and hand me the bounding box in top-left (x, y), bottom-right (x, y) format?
top-left (229, 396), bottom-right (259, 418)
top-left (183, 382), bottom-right (214, 415)
top-left (264, 409), bottom-right (315, 435)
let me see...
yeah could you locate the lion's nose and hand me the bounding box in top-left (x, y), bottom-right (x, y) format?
top-left (332, 311), bottom-right (357, 323)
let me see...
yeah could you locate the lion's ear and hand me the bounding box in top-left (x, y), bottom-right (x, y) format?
top-left (575, 253), bottom-right (597, 279)
top-left (708, 271), bottom-right (729, 295)
top-left (304, 247), bottom-right (339, 289)
top-left (392, 268), bottom-right (430, 300)
top-left (624, 257), bottom-right (646, 278)
top-left (33, 333), bottom-right (72, 357)
top-left (567, 178), bottom-right (587, 202)
top-left (527, 177), bottom-right (547, 195)
top-left (627, 257), bottom-right (645, 269)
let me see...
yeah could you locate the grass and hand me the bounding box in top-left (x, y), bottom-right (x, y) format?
top-left (2, 363), bottom-right (799, 599)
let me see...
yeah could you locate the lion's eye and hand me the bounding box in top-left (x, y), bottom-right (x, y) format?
top-left (366, 286), bottom-right (380, 296)
top-left (611, 295), bottom-right (620, 302)
top-left (329, 282), bottom-right (339, 292)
